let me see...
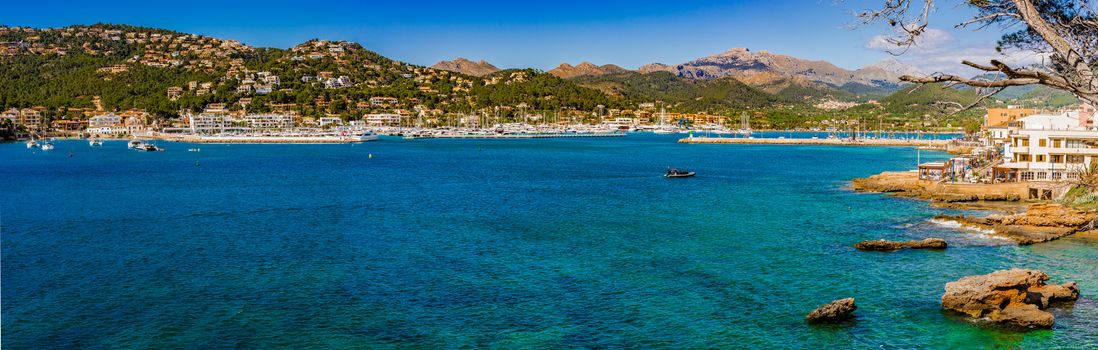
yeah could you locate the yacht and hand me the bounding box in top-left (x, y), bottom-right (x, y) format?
top-left (128, 140), bottom-right (143, 149)
top-left (26, 139), bottom-right (38, 148)
top-left (40, 141), bottom-right (55, 151)
top-left (89, 138), bottom-right (103, 147)
top-left (360, 131), bottom-right (380, 142)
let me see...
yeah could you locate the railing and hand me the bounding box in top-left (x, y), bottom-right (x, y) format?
top-left (1048, 148), bottom-right (1098, 155)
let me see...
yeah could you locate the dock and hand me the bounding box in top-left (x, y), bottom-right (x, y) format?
top-left (167, 136), bottom-right (366, 144)
top-left (424, 132), bottom-right (626, 139)
top-left (678, 136), bottom-right (954, 149)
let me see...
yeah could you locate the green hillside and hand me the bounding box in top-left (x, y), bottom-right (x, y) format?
top-left (571, 72), bottom-right (786, 109)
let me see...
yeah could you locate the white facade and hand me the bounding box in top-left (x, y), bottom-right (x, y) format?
top-left (365, 113), bottom-right (401, 126)
top-left (88, 114), bottom-right (122, 128)
top-left (243, 114), bottom-right (294, 130)
top-left (997, 113), bottom-right (1098, 182)
top-left (188, 113), bottom-right (232, 134)
top-left (1019, 114), bottom-right (1079, 130)
top-left (318, 117), bottom-right (343, 127)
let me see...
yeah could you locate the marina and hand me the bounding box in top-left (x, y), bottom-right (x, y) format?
top-left (411, 132), bottom-right (624, 139)
top-left (678, 135), bottom-right (955, 147)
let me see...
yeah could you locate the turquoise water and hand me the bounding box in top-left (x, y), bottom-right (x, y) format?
top-left (2, 134), bottom-right (1095, 348)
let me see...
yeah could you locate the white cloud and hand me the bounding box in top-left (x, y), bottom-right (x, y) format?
top-left (865, 27), bottom-right (1049, 76)
top-left (865, 28), bottom-right (951, 51)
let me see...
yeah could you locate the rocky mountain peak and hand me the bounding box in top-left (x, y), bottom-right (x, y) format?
top-left (548, 62), bottom-right (627, 79)
top-left (430, 58), bottom-right (501, 77)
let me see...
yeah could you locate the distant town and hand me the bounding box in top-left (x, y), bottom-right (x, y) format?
top-left (3, 24), bottom-right (1079, 142)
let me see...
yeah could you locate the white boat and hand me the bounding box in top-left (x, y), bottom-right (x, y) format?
top-left (26, 139), bottom-right (38, 148)
top-left (89, 138), bottom-right (103, 147)
top-left (40, 142), bottom-right (55, 151)
top-left (128, 140), bottom-right (143, 149)
top-left (360, 131), bottom-right (380, 142)
top-left (136, 143), bottom-right (161, 152)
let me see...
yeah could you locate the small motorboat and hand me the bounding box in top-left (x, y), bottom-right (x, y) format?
top-left (26, 139), bottom-right (38, 149)
top-left (139, 143), bottom-right (161, 152)
top-left (128, 140), bottom-right (143, 149)
top-left (89, 138), bottom-right (103, 147)
top-left (665, 168), bottom-right (695, 178)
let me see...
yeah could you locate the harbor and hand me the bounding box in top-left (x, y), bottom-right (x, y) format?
top-left (678, 135), bottom-right (955, 148)
top-left (166, 132), bottom-right (378, 144)
top-left (406, 132), bottom-right (625, 139)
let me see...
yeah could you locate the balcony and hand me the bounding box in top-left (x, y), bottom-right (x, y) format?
top-left (1048, 148), bottom-right (1098, 155)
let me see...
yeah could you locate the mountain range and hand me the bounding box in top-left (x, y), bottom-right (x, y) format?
top-left (431, 48), bottom-right (923, 99)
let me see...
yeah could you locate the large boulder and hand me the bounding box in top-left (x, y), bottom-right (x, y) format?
top-left (941, 269), bottom-right (1079, 328)
top-left (806, 298), bottom-right (857, 323)
top-left (855, 238), bottom-right (947, 251)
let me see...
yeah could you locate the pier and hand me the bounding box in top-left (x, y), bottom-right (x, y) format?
top-left (168, 135), bottom-right (366, 144)
top-left (678, 136), bottom-right (955, 149)
top-left (421, 132), bottom-right (625, 139)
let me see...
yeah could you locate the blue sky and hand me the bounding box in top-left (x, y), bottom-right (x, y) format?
top-left (4, 0), bottom-right (1020, 72)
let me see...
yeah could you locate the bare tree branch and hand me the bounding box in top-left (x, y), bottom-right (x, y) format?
top-left (860, 0), bottom-right (1098, 106)
top-left (965, 86), bottom-right (1009, 111)
top-left (900, 74), bottom-right (1040, 87)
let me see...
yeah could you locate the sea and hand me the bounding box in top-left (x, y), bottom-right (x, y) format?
top-left (2, 133), bottom-right (1096, 348)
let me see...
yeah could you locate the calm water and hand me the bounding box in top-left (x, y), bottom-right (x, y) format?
top-left (2, 134), bottom-right (1095, 349)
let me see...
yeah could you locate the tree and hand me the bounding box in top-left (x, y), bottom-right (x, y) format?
top-left (859, 0), bottom-right (1097, 106)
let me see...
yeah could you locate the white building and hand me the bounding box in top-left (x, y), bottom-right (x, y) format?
top-left (365, 113), bottom-right (401, 126)
top-left (188, 113), bottom-right (232, 134)
top-left (86, 126), bottom-right (126, 135)
top-left (318, 117), bottom-right (343, 127)
top-left (994, 113), bottom-right (1098, 182)
top-left (243, 114), bottom-right (294, 130)
top-left (88, 114), bottom-right (122, 128)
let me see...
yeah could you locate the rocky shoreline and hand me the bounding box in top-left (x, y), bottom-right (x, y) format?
top-left (935, 204), bottom-right (1098, 244)
top-left (850, 171), bottom-right (1026, 202)
top-left (852, 171), bottom-right (1097, 244)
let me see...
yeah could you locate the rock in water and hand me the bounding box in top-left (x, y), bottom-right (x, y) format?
top-left (854, 238), bottom-right (947, 251)
top-left (941, 269), bottom-right (1079, 328)
top-left (806, 298), bottom-right (857, 323)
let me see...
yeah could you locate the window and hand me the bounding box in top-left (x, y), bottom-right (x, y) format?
top-left (1067, 155), bottom-right (1085, 163)
top-left (1036, 172), bottom-right (1048, 180)
top-left (1017, 154), bottom-right (1032, 162)
top-left (1022, 139), bottom-right (1030, 147)
top-left (1052, 172), bottom-right (1062, 180)
top-left (1022, 172), bottom-right (1035, 181)
top-left (1039, 139), bottom-right (1047, 147)
top-left (1036, 155), bottom-right (1045, 162)
top-left (1051, 155), bottom-right (1064, 163)
top-left (1053, 139), bottom-right (1062, 148)
top-left (1067, 140), bottom-right (1084, 148)
top-left (1068, 173), bottom-right (1081, 180)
